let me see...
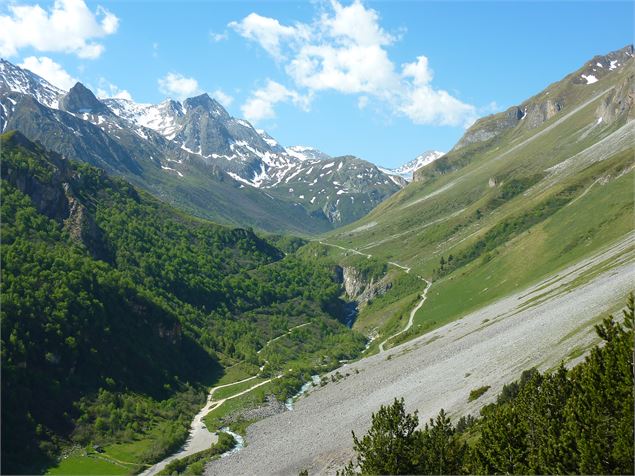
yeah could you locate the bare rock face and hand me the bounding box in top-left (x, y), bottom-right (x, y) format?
top-left (523, 99), bottom-right (564, 129)
top-left (1, 131), bottom-right (111, 260)
top-left (59, 82), bottom-right (111, 116)
top-left (1, 134), bottom-right (71, 220)
top-left (62, 185), bottom-right (111, 262)
top-left (595, 75), bottom-right (634, 125)
top-left (340, 266), bottom-right (392, 306)
top-left (455, 106), bottom-right (524, 150)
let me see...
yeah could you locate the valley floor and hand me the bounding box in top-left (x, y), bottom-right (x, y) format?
top-left (204, 233), bottom-right (634, 475)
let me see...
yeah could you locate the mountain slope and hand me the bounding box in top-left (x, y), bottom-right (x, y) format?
top-left (0, 59), bottom-right (403, 233)
top-left (0, 131), bottom-right (365, 472)
top-left (324, 44), bottom-right (634, 346)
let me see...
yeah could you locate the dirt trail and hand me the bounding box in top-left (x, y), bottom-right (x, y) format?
top-left (318, 240), bottom-right (431, 353)
top-left (206, 234), bottom-right (634, 476)
top-left (140, 378), bottom-right (272, 476)
top-left (257, 322), bottom-right (311, 354)
top-left (379, 278), bottom-right (431, 352)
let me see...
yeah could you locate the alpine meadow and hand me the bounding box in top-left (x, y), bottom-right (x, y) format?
top-left (0, 1), bottom-right (633, 475)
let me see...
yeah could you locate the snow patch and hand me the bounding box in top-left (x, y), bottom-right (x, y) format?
top-left (161, 165), bottom-right (183, 177)
top-left (581, 74), bottom-right (598, 84)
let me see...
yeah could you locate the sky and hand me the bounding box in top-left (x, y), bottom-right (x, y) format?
top-left (0, 0), bottom-right (633, 168)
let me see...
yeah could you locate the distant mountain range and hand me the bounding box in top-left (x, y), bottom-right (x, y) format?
top-left (0, 59), bottom-right (434, 234)
top-left (379, 150), bottom-right (445, 181)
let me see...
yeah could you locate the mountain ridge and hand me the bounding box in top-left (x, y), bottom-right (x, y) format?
top-left (325, 44), bottom-right (634, 352)
top-left (0, 59), bottom-right (407, 233)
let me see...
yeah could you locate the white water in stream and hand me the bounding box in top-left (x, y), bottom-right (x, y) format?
top-left (285, 375), bottom-right (320, 411)
top-left (219, 428), bottom-right (244, 458)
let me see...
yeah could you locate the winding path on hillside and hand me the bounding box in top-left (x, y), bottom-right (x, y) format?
top-left (257, 322), bottom-right (311, 354)
top-left (141, 318), bottom-right (314, 475)
top-left (378, 278), bottom-right (431, 352)
top-left (318, 240), bottom-right (431, 353)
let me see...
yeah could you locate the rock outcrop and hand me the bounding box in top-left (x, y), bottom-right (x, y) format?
top-left (336, 265), bottom-right (392, 306)
top-left (1, 131), bottom-right (111, 260)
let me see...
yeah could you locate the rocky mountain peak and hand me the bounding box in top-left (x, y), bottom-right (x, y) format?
top-left (455, 45), bottom-right (634, 151)
top-left (380, 150), bottom-right (445, 182)
top-left (59, 82), bottom-right (111, 116)
top-left (0, 58), bottom-right (63, 108)
top-left (286, 145), bottom-right (332, 162)
top-left (183, 93), bottom-right (229, 119)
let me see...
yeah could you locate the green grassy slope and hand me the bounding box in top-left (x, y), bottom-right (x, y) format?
top-left (323, 45), bottom-right (634, 348)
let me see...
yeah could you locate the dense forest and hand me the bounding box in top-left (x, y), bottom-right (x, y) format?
top-left (0, 131), bottom-right (365, 473)
top-left (340, 295), bottom-right (634, 475)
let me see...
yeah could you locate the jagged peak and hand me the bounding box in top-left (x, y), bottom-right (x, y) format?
top-left (59, 82), bottom-right (111, 116)
top-left (183, 93), bottom-right (229, 118)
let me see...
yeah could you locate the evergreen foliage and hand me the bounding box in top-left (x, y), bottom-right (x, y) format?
top-left (342, 295), bottom-right (634, 475)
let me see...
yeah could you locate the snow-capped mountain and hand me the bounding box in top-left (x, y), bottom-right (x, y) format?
top-left (381, 150), bottom-right (445, 181)
top-left (0, 59), bottom-right (63, 109)
top-left (0, 58), bottom-right (405, 229)
top-left (285, 145), bottom-right (332, 162)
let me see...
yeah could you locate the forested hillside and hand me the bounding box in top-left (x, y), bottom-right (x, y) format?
top-left (0, 131), bottom-right (364, 473)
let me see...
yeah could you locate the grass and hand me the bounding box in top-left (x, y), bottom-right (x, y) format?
top-left (319, 59), bottom-right (633, 351)
top-left (414, 160), bottom-right (633, 331)
top-left (212, 377), bottom-right (267, 400)
top-left (46, 448), bottom-right (140, 475)
top-left (203, 380), bottom-right (281, 433)
top-left (216, 362), bottom-right (261, 386)
top-left (468, 386), bottom-right (491, 402)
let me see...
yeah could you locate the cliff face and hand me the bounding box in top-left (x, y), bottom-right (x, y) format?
top-left (336, 265), bottom-right (392, 306)
top-left (1, 131), bottom-right (111, 261)
top-left (455, 106), bottom-right (524, 150)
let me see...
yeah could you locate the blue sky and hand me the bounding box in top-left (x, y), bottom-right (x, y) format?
top-left (1, 1), bottom-right (633, 168)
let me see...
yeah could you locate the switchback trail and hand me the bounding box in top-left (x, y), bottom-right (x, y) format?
top-left (140, 315), bottom-right (318, 476)
top-left (140, 377), bottom-right (273, 476)
top-left (140, 315), bottom-right (317, 475)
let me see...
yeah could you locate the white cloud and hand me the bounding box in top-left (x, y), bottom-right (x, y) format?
top-left (210, 31), bottom-right (228, 42)
top-left (19, 56), bottom-right (77, 90)
top-left (0, 0), bottom-right (119, 59)
top-left (399, 55), bottom-right (476, 127)
top-left (288, 43), bottom-right (398, 96)
top-left (357, 95), bottom-right (369, 110)
top-left (152, 42), bottom-right (159, 58)
top-left (399, 86), bottom-right (477, 127)
top-left (321, 0), bottom-right (394, 47)
top-left (402, 55), bottom-right (433, 86)
top-left (229, 12), bottom-right (308, 60)
top-left (231, 0), bottom-right (477, 128)
top-left (211, 89), bottom-right (234, 108)
top-left (241, 80), bottom-right (311, 122)
top-left (158, 72), bottom-right (201, 100)
top-left (96, 77), bottom-right (133, 101)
